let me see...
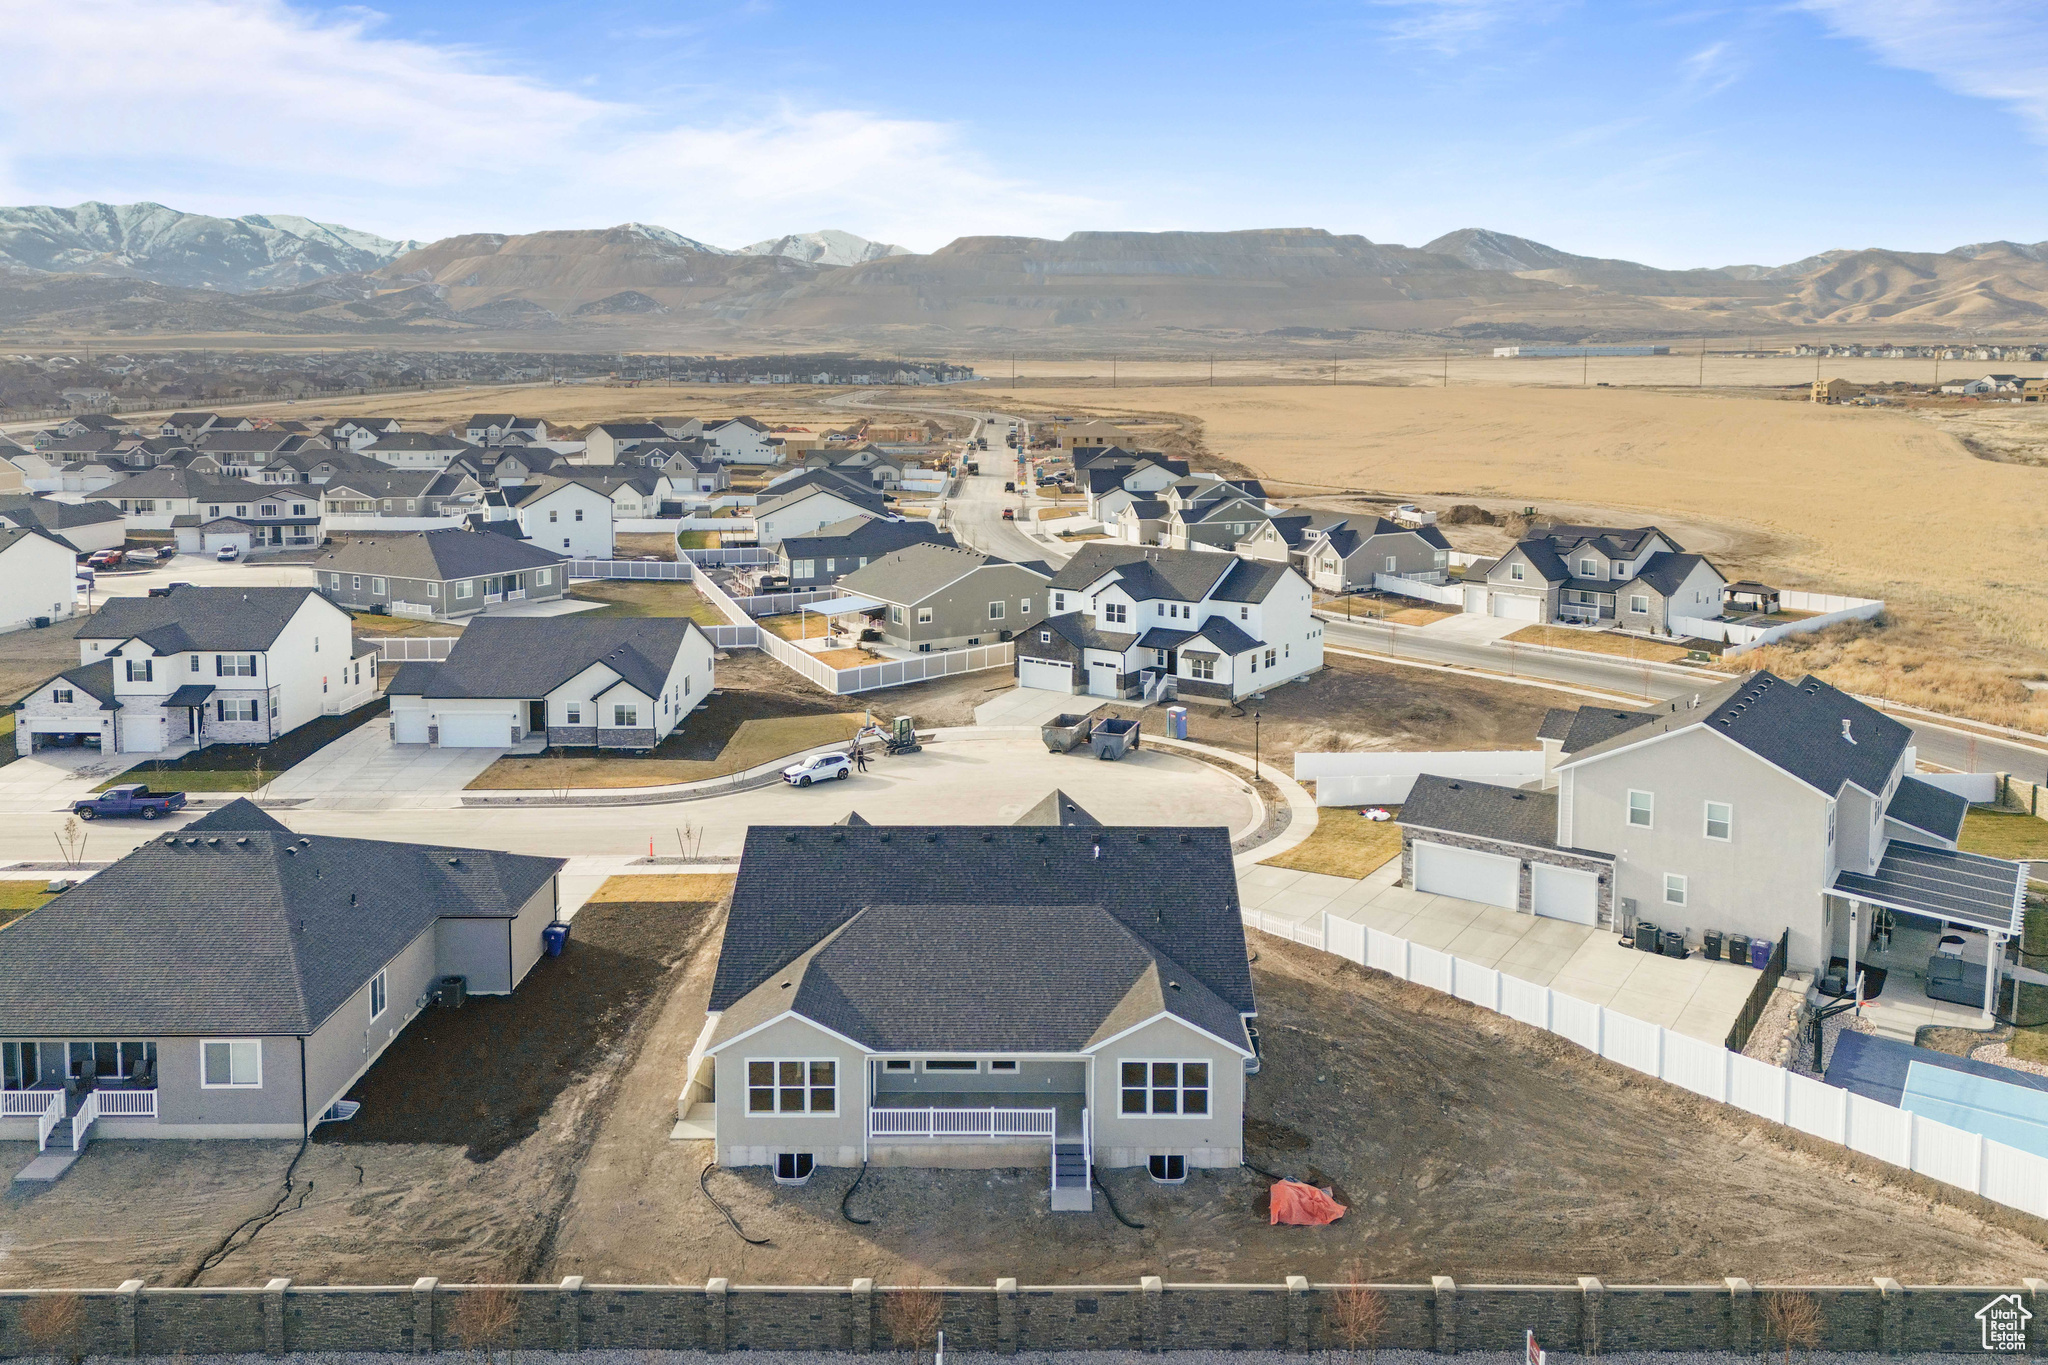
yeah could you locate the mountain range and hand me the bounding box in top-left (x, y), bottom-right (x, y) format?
top-left (4, 202), bottom-right (2048, 345)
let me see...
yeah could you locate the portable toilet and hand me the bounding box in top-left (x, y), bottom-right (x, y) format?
top-left (1166, 706), bottom-right (1188, 741)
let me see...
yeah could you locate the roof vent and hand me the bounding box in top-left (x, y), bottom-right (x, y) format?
top-left (1510, 792), bottom-right (1525, 801)
top-left (235, 837), bottom-right (248, 846)
top-left (1168, 980), bottom-right (1181, 991)
top-left (207, 837), bottom-right (221, 847)
top-left (1842, 718), bottom-right (1857, 745)
top-left (447, 856), bottom-right (461, 866)
top-left (1447, 781), bottom-right (1462, 790)
top-left (786, 832), bottom-right (799, 842)
top-left (1092, 841), bottom-right (1101, 859)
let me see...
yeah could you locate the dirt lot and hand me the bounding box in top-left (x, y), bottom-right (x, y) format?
top-left (0, 613), bottom-right (89, 705)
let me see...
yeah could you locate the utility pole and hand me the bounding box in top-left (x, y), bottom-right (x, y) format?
top-left (1442, 353), bottom-right (1448, 388)
top-left (1582, 348), bottom-right (1589, 387)
top-left (1111, 355), bottom-right (1117, 389)
top-left (1699, 339), bottom-right (1706, 387)
top-left (1209, 352), bottom-right (1215, 386)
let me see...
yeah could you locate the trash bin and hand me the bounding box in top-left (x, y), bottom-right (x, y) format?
top-left (1635, 921), bottom-right (1659, 953)
top-left (1728, 933), bottom-right (1752, 968)
top-left (1166, 706), bottom-right (1188, 741)
top-left (1749, 936), bottom-right (1774, 970)
top-left (542, 921), bottom-right (571, 957)
top-left (1661, 930), bottom-right (1687, 959)
top-left (1703, 930), bottom-right (1724, 962)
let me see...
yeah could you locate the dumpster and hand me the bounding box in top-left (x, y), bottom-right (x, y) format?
top-left (1166, 705), bottom-right (1188, 740)
top-left (1042, 711), bottom-right (1099, 753)
top-left (1091, 717), bottom-right (1141, 760)
top-left (542, 921), bottom-right (571, 957)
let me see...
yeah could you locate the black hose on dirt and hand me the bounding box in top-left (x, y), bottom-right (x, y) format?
top-left (185, 1137), bottom-right (312, 1283)
top-left (1092, 1170), bottom-right (1145, 1229)
top-left (841, 1160), bottom-right (873, 1225)
top-left (699, 1162), bottom-right (772, 1246)
top-left (1241, 1156), bottom-right (1291, 1183)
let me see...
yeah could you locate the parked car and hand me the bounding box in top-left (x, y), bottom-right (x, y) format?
top-left (781, 753), bottom-right (852, 787)
top-left (1004, 481), bottom-right (1016, 492)
top-left (85, 549), bottom-right (124, 569)
top-left (216, 544), bottom-right (241, 562)
top-left (122, 549), bottom-right (161, 566)
top-left (1001, 508), bottom-right (1016, 520)
top-left (73, 785), bottom-right (187, 821)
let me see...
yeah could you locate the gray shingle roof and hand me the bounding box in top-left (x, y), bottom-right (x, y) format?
top-left (1560, 705), bottom-right (1658, 753)
top-left (1886, 775), bottom-right (1969, 844)
top-left (1401, 775), bottom-right (1609, 856)
top-left (364, 433), bottom-right (473, 452)
top-left (1049, 543), bottom-right (1237, 601)
top-left (1014, 789), bottom-right (1102, 827)
top-left (311, 528), bottom-right (565, 581)
top-left (77, 586), bottom-right (329, 652)
top-left (837, 543), bottom-right (1044, 605)
top-left (1034, 611), bottom-right (1137, 653)
top-left (1633, 551), bottom-right (1718, 597)
top-left (755, 481), bottom-right (889, 520)
top-left (0, 800), bottom-right (563, 1036)
top-left (1536, 523), bottom-right (1683, 556)
top-left (388, 617), bottom-right (700, 700)
top-left (1211, 558), bottom-right (1291, 603)
top-left (712, 825), bottom-right (1253, 1018)
top-left (0, 495), bottom-right (124, 530)
top-left (1537, 707), bottom-right (1579, 742)
top-left (777, 515), bottom-right (953, 561)
top-left (52, 658), bottom-right (120, 709)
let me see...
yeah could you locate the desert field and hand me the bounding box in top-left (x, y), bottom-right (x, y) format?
top-left (974, 381), bottom-right (2048, 668)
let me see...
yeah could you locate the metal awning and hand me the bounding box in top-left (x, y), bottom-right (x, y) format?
top-left (800, 596), bottom-right (885, 615)
top-left (162, 684), bottom-right (215, 708)
top-left (1833, 841), bottom-right (2028, 934)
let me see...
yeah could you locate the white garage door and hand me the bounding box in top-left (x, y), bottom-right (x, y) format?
top-left (1490, 593), bottom-right (1541, 621)
top-left (119, 715), bottom-right (165, 754)
top-left (1413, 841), bottom-right (1519, 909)
top-left (1017, 657), bottom-right (1073, 693)
top-left (1531, 863), bottom-right (1600, 925)
top-left (391, 710), bottom-right (430, 745)
top-left (1087, 660), bottom-right (1120, 698)
top-left (437, 711), bottom-right (515, 748)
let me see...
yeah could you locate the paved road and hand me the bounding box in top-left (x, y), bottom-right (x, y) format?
top-left (1323, 615), bottom-right (2048, 778)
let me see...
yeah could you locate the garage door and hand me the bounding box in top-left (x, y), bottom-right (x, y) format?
top-left (119, 715), bottom-right (165, 754)
top-left (437, 711), bottom-right (515, 748)
top-left (1413, 841), bottom-right (1519, 909)
top-left (1087, 660), bottom-right (1120, 698)
top-left (391, 709), bottom-right (430, 744)
top-left (1531, 863), bottom-right (1599, 925)
top-left (1017, 657), bottom-right (1073, 693)
top-left (1490, 593), bottom-right (1541, 621)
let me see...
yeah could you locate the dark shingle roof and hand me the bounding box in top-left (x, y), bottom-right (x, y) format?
top-left (51, 658), bottom-right (120, 709)
top-left (837, 543), bottom-right (1043, 604)
top-left (1211, 558), bottom-right (1291, 603)
top-left (311, 528), bottom-right (564, 581)
top-left (1034, 611), bottom-right (1137, 653)
top-left (755, 480), bottom-right (889, 520)
top-left (1560, 706), bottom-right (1658, 754)
top-left (712, 825), bottom-right (1253, 1017)
top-left (1049, 543), bottom-right (1237, 601)
top-left (0, 495), bottom-right (126, 530)
top-left (1633, 551), bottom-right (1719, 597)
top-left (0, 801), bottom-right (563, 1036)
top-left (1536, 708), bottom-right (1578, 742)
top-left (1401, 775), bottom-right (1607, 856)
top-left (1886, 775), bottom-right (1969, 844)
top-left (77, 586), bottom-right (329, 652)
top-left (1536, 523), bottom-right (1683, 557)
top-left (388, 617), bottom-right (700, 700)
top-left (1014, 789), bottom-right (1102, 827)
top-left (777, 515), bottom-right (953, 561)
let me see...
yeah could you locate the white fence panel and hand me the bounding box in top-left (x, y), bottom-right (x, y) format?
top-left (1296, 750), bottom-right (1546, 806)
top-left (737, 587), bottom-right (857, 616)
top-left (1451, 959), bottom-right (1498, 1010)
top-left (1846, 1092), bottom-right (1914, 1166)
top-left (1550, 993), bottom-right (1602, 1053)
top-left (1372, 572), bottom-right (1466, 606)
top-left (568, 558), bottom-right (692, 581)
top-left (1914, 771), bottom-right (1998, 802)
top-left (1660, 1032), bottom-right (1727, 1101)
top-left (1600, 1011), bottom-right (1662, 1076)
top-left (682, 546), bottom-right (776, 567)
top-left (703, 624), bottom-right (761, 649)
top-left (1911, 1115), bottom-right (1983, 1194)
top-left (375, 637), bottom-right (455, 662)
top-left (1728, 1053), bottom-right (1788, 1123)
top-left (1498, 975), bottom-right (1550, 1029)
top-left (1407, 944), bottom-right (1454, 994)
top-left (1982, 1140), bottom-right (2048, 1219)
top-left (1324, 916), bottom-right (1366, 965)
top-left (1786, 1071), bottom-right (1848, 1142)
top-left (1291, 919), bottom-right (1325, 951)
top-left (321, 513), bottom-right (468, 532)
top-left (1364, 927), bottom-right (1407, 978)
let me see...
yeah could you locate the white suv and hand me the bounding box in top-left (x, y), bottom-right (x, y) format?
top-left (782, 752), bottom-right (852, 787)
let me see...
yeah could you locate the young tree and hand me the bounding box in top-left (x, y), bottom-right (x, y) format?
top-left (881, 1285), bottom-right (944, 1365)
top-left (1764, 1291), bottom-right (1824, 1365)
top-left (20, 1292), bottom-right (84, 1365)
top-left (452, 1286), bottom-right (520, 1365)
top-left (1329, 1263), bottom-right (1387, 1365)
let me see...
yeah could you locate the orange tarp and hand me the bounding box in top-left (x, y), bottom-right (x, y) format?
top-left (1268, 1179), bottom-right (1347, 1225)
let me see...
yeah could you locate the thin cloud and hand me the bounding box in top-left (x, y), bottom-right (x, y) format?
top-left (1800, 0), bottom-right (2048, 142)
top-left (1372, 0), bottom-right (1573, 54)
top-left (1678, 41), bottom-right (1742, 96)
top-left (0, 0), bottom-right (1103, 249)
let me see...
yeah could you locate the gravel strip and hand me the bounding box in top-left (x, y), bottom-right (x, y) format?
top-left (93, 1348), bottom-right (2029, 1365)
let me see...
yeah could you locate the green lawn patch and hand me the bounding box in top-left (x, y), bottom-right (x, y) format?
top-left (94, 698), bottom-right (390, 792)
top-left (1960, 807), bottom-right (2048, 862)
top-left (569, 582), bottom-right (728, 628)
top-left (1263, 807), bottom-right (1404, 881)
top-left (0, 713), bottom-right (17, 770)
top-left (675, 530), bottom-right (720, 549)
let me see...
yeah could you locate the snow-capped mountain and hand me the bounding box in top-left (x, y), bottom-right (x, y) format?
top-left (0, 202), bottom-right (421, 291)
top-left (738, 229), bottom-right (911, 267)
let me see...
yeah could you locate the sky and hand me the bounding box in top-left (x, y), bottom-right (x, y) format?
top-left (0, 0), bottom-right (2043, 266)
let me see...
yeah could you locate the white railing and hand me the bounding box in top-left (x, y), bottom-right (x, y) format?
top-left (870, 1107), bottom-right (1057, 1140)
top-left (389, 601), bottom-right (437, 620)
top-left (94, 1088), bottom-right (156, 1119)
top-left (681, 547), bottom-right (775, 567)
top-left (506, 589), bottom-right (527, 601)
top-left (2, 1089), bottom-right (59, 1118)
top-left (34, 1091), bottom-right (63, 1151)
top-left (1249, 906), bottom-right (2048, 1222)
top-left (568, 558), bottom-right (692, 581)
top-left (375, 637), bottom-right (456, 662)
top-left (483, 593), bottom-right (504, 605)
top-left (71, 1091), bottom-right (98, 1151)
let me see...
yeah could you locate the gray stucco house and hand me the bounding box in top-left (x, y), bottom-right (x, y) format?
top-left (775, 515), bottom-right (956, 588)
top-left (312, 529), bottom-right (567, 620)
top-left (0, 801), bottom-right (564, 1148)
top-left (694, 819), bottom-right (1255, 1208)
top-left (835, 543), bottom-right (1051, 652)
top-left (1464, 523), bottom-right (1727, 632)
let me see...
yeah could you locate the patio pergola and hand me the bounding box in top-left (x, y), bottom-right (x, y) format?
top-left (1832, 842), bottom-right (2029, 1019)
top-left (1724, 580), bottom-right (1782, 615)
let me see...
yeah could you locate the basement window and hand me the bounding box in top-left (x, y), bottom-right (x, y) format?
top-left (1147, 1153), bottom-right (1188, 1184)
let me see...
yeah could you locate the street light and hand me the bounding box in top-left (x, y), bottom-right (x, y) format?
top-left (1253, 712), bottom-right (1262, 783)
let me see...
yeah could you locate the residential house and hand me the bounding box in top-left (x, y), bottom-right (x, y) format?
top-left (583, 423), bottom-right (669, 465)
top-left (251, 449), bottom-right (386, 487)
top-left (172, 482), bottom-right (323, 555)
top-left (191, 429), bottom-right (305, 477)
top-left (312, 529), bottom-right (567, 621)
top-left (158, 412), bottom-right (226, 440)
top-left (775, 516), bottom-right (956, 589)
top-left (49, 414), bottom-right (134, 439)
top-left (1053, 417), bottom-right (1133, 452)
top-left (501, 476), bottom-right (616, 559)
top-left (18, 586), bottom-right (374, 755)
top-left (630, 444), bottom-right (727, 493)
top-left (0, 799), bottom-right (565, 1141)
top-left (1016, 543), bottom-right (1322, 701)
top-left (702, 416), bottom-right (780, 464)
top-left (0, 528), bottom-right (78, 634)
top-left (1298, 516), bottom-right (1454, 592)
top-left (360, 433), bottom-right (474, 469)
top-left (1083, 455), bottom-right (1191, 524)
top-left (463, 414), bottom-right (551, 444)
top-left (34, 432), bottom-right (125, 462)
top-left (647, 417), bottom-right (704, 441)
top-left (1465, 524), bottom-right (1727, 633)
top-left (462, 448), bottom-right (564, 487)
top-left (386, 616), bottom-right (715, 750)
top-left (318, 469), bottom-right (485, 521)
top-left (1401, 671), bottom-right (2030, 978)
top-left (325, 418), bottom-right (404, 450)
top-left (836, 544), bottom-right (1051, 652)
top-left (698, 820), bottom-right (1254, 1189)
top-left (0, 495), bottom-right (126, 553)
top-left (801, 446), bottom-right (910, 489)
top-left (752, 480), bottom-right (892, 546)
top-left (0, 446), bottom-right (29, 495)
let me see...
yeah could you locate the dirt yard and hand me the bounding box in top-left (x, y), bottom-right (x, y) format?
top-left (0, 613), bottom-right (89, 705)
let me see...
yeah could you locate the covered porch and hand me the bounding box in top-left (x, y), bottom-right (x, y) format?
top-left (867, 1090), bottom-right (1087, 1142)
top-left (1830, 842), bottom-right (2029, 1030)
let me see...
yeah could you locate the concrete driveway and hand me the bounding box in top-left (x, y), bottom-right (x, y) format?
top-left (261, 722), bottom-right (534, 807)
top-left (0, 745), bottom-right (154, 810)
top-left (1418, 612), bottom-right (1524, 643)
top-left (88, 559), bottom-right (316, 601)
top-left (974, 686), bottom-right (1088, 728)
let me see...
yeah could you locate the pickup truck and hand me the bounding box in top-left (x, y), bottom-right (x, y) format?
top-left (73, 784), bottom-right (187, 821)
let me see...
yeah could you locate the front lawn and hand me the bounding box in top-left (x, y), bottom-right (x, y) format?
top-left (468, 711), bottom-right (863, 790)
top-left (675, 530), bottom-right (720, 549)
top-left (94, 699), bottom-right (390, 792)
top-left (348, 611), bottom-right (462, 638)
top-left (568, 582), bottom-right (728, 628)
top-left (1262, 806), bottom-right (1404, 881)
top-left (1959, 807), bottom-right (2048, 862)
top-left (1504, 625), bottom-right (1700, 665)
top-left (0, 713), bottom-right (17, 769)
top-left (0, 881), bottom-right (58, 929)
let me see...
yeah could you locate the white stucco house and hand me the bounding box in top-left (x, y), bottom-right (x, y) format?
top-left (0, 527), bottom-right (79, 635)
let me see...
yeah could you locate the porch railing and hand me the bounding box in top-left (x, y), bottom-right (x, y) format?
top-left (71, 1091), bottom-right (98, 1151)
top-left (869, 1107), bottom-right (1056, 1140)
top-left (33, 1091), bottom-right (63, 1150)
top-left (96, 1088), bottom-right (157, 1119)
top-left (1, 1089), bottom-right (60, 1119)
top-left (507, 589), bottom-right (527, 601)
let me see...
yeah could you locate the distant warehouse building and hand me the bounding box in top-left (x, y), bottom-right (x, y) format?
top-left (1492, 345), bottom-right (1672, 358)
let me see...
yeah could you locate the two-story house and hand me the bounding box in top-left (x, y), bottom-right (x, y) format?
top-left (1399, 671), bottom-right (2029, 981)
top-left (702, 416), bottom-right (780, 464)
top-left (752, 479), bottom-right (892, 546)
top-left (0, 527), bottom-right (79, 635)
top-left (324, 418), bottom-right (404, 451)
top-left (0, 494), bottom-right (126, 554)
top-left (501, 476), bottom-right (616, 559)
top-left (583, 423), bottom-right (669, 465)
top-left (360, 433), bottom-right (475, 469)
top-left (835, 544), bottom-right (1051, 652)
top-left (463, 414), bottom-right (551, 445)
top-left (696, 819), bottom-right (1254, 1201)
top-left (319, 469), bottom-right (484, 521)
top-left (1015, 543), bottom-right (1323, 702)
top-left (312, 529), bottom-right (568, 621)
top-left (15, 586), bottom-right (375, 755)
top-left (627, 444), bottom-right (727, 493)
top-left (1466, 524), bottom-right (1727, 633)
top-left (1084, 455), bottom-right (1191, 524)
top-left (1298, 516), bottom-right (1454, 592)
top-left (774, 515), bottom-right (956, 588)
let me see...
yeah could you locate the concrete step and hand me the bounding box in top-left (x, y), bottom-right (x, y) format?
top-left (1049, 1184), bottom-right (1093, 1213)
top-left (13, 1149), bottom-right (80, 1183)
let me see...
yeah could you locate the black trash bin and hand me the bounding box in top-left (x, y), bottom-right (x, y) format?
top-left (1728, 933), bottom-right (1752, 968)
top-left (1703, 930), bottom-right (1724, 961)
top-left (1661, 930), bottom-right (1687, 959)
top-left (1635, 921), bottom-right (1659, 952)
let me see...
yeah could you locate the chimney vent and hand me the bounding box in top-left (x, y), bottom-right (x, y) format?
top-left (1842, 718), bottom-right (1857, 744)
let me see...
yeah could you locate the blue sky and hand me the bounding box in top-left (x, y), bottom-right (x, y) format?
top-left (1, 0), bottom-right (2043, 265)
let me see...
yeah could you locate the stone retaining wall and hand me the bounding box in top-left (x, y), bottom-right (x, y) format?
top-left (3, 1276), bottom-right (2043, 1357)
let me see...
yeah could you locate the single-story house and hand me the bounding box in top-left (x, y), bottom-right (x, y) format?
top-left (312, 529), bottom-right (567, 620)
top-left (835, 544), bottom-right (1052, 651)
top-left (775, 515), bottom-right (956, 588)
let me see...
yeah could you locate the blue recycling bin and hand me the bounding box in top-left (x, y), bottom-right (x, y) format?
top-left (542, 921), bottom-right (571, 957)
top-left (1748, 935), bottom-right (1772, 969)
top-left (1167, 706), bottom-right (1188, 740)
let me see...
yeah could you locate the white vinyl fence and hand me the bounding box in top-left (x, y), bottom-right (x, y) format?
top-left (1671, 591), bottom-right (1885, 654)
top-left (682, 546), bottom-right (776, 567)
top-left (1241, 906), bottom-right (2048, 1221)
top-left (568, 558), bottom-right (691, 581)
top-left (373, 637), bottom-right (456, 662)
top-left (321, 513), bottom-right (468, 532)
top-left (1914, 771), bottom-right (2000, 802)
top-left (1372, 573), bottom-right (1467, 606)
top-left (1294, 750), bottom-right (1547, 806)
top-left (732, 586), bottom-right (851, 616)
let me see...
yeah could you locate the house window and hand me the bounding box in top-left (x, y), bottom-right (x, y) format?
top-left (125, 659), bottom-right (152, 683)
top-left (217, 699), bottom-right (259, 723)
top-left (1053, 592), bottom-right (1066, 611)
top-left (1509, 564), bottom-right (1525, 581)
top-left (1020, 599), bottom-right (1031, 617)
top-left (1119, 1060), bottom-right (1209, 1116)
top-left (1103, 602), bottom-right (1127, 624)
top-left (1664, 873), bottom-right (1688, 907)
top-left (565, 703), bottom-right (581, 725)
top-left (352, 575), bottom-right (362, 591)
top-left (455, 581), bottom-right (473, 599)
top-left (1580, 558), bottom-right (1596, 576)
top-left (1265, 648), bottom-right (1277, 668)
top-left (369, 970), bottom-right (387, 1021)
top-left (428, 582), bottom-right (440, 598)
top-left (890, 605), bottom-right (904, 624)
top-left (922, 1059), bottom-right (979, 1073)
top-left (1189, 656), bottom-right (1214, 681)
top-left (1240, 606), bottom-right (1249, 620)
top-left (988, 601), bottom-right (1005, 620)
top-left (1628, 790), bottom-right (1654, 828)
top-left (549, 510), bottom-right (558, 522)
top-left (917, 607), bottom-right (933, 624)
top-left (536, 568), bottom-right (552, 586)
top-left (201, 1040), bottom-right (262, 1088)
top-left (1705, 802), bottom-right (1733, 841)
top-left (329, 573), bottom-right (342, 590)
top-left (613, 704), bottom-right (639, 728)
top-left (216, 654), bottom-right (257, 677)
top-left (52, 688), bottom-right (73, 704)
top-left (371, 577), bottom-right (386, 595)
top-left (746, 1059), bottom-right (837, 1114)
top-left (883, 1059), bottom-right (912, 1071)
top-left (1384, 555), bottom-right (1397, 572)
top-left (990, 1060), bottom-right (1019, 1072)
top-left (1629, 595), bottom-right (1649, 614)
top-left (575, 509), bottom-right (584, 521)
